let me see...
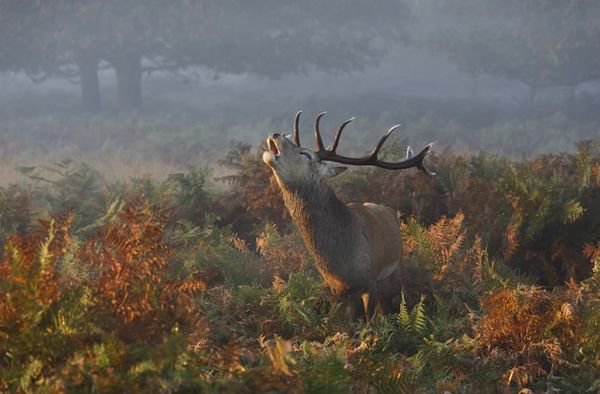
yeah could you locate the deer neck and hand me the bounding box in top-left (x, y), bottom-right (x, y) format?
top-left (278, 179), bottom-right (354, 276)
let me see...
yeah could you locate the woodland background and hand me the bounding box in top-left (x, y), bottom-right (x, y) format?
top-left (1, 1), bottom-right (600, 392)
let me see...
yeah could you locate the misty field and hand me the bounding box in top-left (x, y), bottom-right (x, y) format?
top-left (0, 108), bottom-right (599, 392)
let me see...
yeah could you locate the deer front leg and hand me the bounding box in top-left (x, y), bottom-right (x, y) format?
top-left (365, 283), bottom-right (380, 322)
top-left (378, 276), bottom-right (399, 315)
top-left (347, 291), bottom-right (365, 322)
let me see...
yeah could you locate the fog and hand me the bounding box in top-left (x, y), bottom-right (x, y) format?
top-left (1, 0), bottom-right (599, 181)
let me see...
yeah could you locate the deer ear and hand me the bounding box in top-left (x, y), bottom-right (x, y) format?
top-left (318, 162), bottom-right (347, 178)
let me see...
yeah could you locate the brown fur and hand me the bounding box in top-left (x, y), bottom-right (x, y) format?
top-left (263, 134), bottom-right (402, 320)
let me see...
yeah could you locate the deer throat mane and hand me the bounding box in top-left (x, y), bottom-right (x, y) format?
top-left (279, 179), bottom-right (354, 278)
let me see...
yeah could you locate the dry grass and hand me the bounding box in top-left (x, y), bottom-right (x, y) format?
top-left (0, 149), bottom-right (238, 185)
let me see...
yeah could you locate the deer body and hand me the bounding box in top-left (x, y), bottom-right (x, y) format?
top-left (263, 112), bottom-right (433, 320)
top-left (279, 177), bottom-right (401, 296)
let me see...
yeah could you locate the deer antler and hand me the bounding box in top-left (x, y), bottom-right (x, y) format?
top-left (294, 111), bottom-right (435, 175)
top-left (293, 110), bottom-right (302, 146)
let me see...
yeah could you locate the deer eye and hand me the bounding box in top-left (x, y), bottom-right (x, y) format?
top-left (299, 151), bottom-right (312, 160)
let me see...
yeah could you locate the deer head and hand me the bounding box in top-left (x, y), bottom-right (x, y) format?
top-left (263, 111), bottom-right (435, 189)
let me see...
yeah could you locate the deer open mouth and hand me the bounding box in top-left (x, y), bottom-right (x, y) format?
top-left (268, 138), bottom-right (280, 157)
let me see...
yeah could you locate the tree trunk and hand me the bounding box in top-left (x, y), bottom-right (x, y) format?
top-left (77, 54), bottom-right (101, 113)
top-left (113, 51), bottom-right (142, 112)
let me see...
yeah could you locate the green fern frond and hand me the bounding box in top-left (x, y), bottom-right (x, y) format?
top-left (19, 357), bottom-right (43, 393)
top-left (75, 197), bottom-right (124, 235)
top-left (397, 293), bottom-right (411, 332)
top-left (304, 350), bottom-right (350, 394)
top-left (396, 293), bottom-right (428, 336)
top-left (410, 295), bottom-right (428, 335)
top-left (129, 360), bottom-right (159, 377)
top-left (563, 199), bottom-right (585, 224)
top-left (38, 219), bottom-right (56, 270)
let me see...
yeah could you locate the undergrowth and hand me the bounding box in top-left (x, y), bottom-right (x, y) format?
top-left (1, 139), bottom-right (599, 392)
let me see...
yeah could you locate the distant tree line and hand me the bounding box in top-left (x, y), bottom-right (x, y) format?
top-left (0, 0), bottom-right (406, 112)
top-left (1, 0), bottom-right (599, 112)
top-left (410, 0), bottom-right (600, 104)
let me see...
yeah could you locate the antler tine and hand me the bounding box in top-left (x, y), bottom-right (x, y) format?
top-left (293, 110), bottom-right (302, 146)
top-left (311, 115), bottom-right (435, 175)
top-left (314, 112), bottom-right (327, 151)
top-left (417, 143), bottom-right (436, 176)
top-left (368, 124), bottom-right (401, 159)
top-left (331, 117), bottom-right (355, 152)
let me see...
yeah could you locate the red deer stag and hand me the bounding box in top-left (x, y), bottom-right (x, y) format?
top-left (262, 111), bottom-right (434, 321)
